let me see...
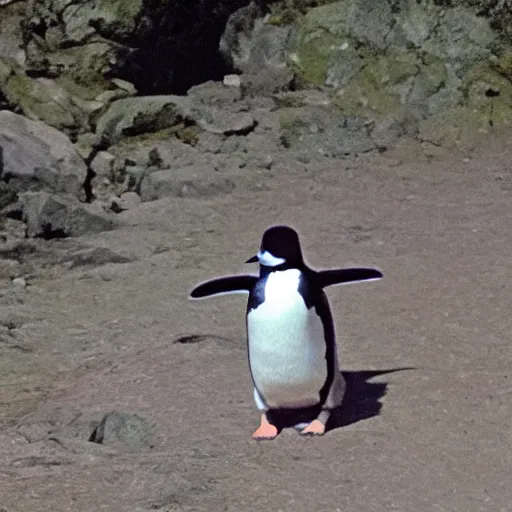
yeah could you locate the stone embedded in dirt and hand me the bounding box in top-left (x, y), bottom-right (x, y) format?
top-left (89, 411), bottom-right (154, 451)
top-left (139, 166), bottom-right (235, 202)
top-left (0, 111), bottom-right (87, 198)
top-left (11, 276), bottom-right (26, 288)
top-left (94, 96), bottom-right (186, 144)
top-left (20, 191), bottom-right (114, 239)
top-left (16, 407), bottom-right (99, 443)
top-left (60, 247), bottom-right (132, 269)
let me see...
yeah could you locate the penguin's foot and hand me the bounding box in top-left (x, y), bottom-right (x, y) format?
top-left (252, 414), bottom-right (279, 440)
top-left (299, 419), bottom-right (326, 436)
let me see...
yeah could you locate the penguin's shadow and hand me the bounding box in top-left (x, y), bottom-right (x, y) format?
top-left (268, 368), bottom-right (413, 433)
top-left (327, 368), bottom-right (413, 432)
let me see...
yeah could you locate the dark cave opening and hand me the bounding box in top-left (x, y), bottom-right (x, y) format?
top-left (113, 1), bottom-right (257, 96)
top-left (119, 36), bottom-right (236, 96)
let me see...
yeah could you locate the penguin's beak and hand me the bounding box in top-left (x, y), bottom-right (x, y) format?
top-left (245, 254), bottom-right (259, 264)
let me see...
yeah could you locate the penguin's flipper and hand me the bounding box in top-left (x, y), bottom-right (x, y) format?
top-left (318, 268), bottom-right (383, 289)
top-left (190, 275), bottom-right (257, 299)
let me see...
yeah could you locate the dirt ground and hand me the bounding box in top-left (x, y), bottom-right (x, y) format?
top-left (1, 132), bottom-right (511, 512)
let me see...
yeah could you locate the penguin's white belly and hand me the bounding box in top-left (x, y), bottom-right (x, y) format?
top-left (247, 271), bottom-right (327, 409)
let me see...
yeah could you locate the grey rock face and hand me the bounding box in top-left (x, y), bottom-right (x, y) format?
top-left (0, 110), bottom-right (87, 197)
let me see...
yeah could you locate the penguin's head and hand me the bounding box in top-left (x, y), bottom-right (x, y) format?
top-left (246, 225), bottom-right (304, 268)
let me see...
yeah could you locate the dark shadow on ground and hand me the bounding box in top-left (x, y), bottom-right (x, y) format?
top-left (267, 368), bottom-right (414, 434)
top-left (327, 368), bottom-right (414, 432)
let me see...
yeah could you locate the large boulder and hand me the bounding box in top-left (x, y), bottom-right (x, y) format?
top-left (0, 65), bottom-right (91, 134)
top-left (0, 111), bottom-right (87, 197)
top-left (20, 191), bottom-right (114, 238)
top-left (94, 96), bottom-right (185, 144)
top-left (22, 0), bottom-right (144, 83)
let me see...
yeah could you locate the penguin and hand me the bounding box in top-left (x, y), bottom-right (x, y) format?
top-left (190, 225), bottom-right (382, 440)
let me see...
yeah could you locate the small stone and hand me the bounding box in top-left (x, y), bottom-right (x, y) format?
top-left (89, 411), bottom-right (154, 451)
top-left (90, 151), bottom-right (116, 177)
top-left (12, 277), bottom-right (26, 287)
top-left (223, 74), bottom-right (241, 87)
top-left (255, 154), bottom-right (274, 169)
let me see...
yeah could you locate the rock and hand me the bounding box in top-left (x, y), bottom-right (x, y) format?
top-left (0, 2), bottom-right (25, 67)
top-left (196, 132), bottom-right (224, 154)
top-left (20, 191), bottom-right (114, 238)
top-left (0, 218), bottom-right (25, 244)
top-left (0, 181), bottom-right (18, 211)
top-left (286, 0), bottom-right (508, 147)
top-left (220, 7), bottom-right (295, 97)
top-left (110, 191), bottom-right (141, 212)
top-left (279, 106), bottom-right (376, 157)
top-left (220, 4), bottom-right (292, 72)
top-left (240, 67), bottom-right (296, 97)
top-left (60, 0), bottom-right (143, 45)
top-left (94, 96), bottom-right (185, 144)
top-left (16, 407), bottom-right (99, 443)
top-left (223, 74), bottom-right (241, 87)
top-left (90, 151), bottom-right (116, 178)
top-left (0, 110), bottom-right (87, 197)
top-left (253, 153), bottom-right (274, 170)
top-left (74, 132), bottom-right (103, 161)
top-left (1, 71), bottom-right (90, 133)
top-left (11, 277), bottom-right (26, 288)
top-left (22, 0), bottom-right (143, 85)
top-left (193, 109), bottom-right (257, 135)
top-left (124, 165), bottom-right (147, 192)
top-left (422, 7), bottom-right (497, 76)
top-left (219, 2), bottom-right (264, 71)
top-left (89, 411), bottom-right (154, 451)
top-left (139, 166), bottom-right (235, 202)
top-left (186, 80), bottom-right (242, 106)
top-left (290, 0), bottom-right (394, 87)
